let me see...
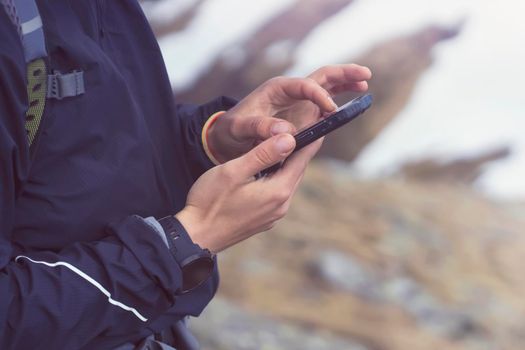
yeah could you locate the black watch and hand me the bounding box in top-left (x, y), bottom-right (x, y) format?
top-left (158, 216), bottom-right (215, 293)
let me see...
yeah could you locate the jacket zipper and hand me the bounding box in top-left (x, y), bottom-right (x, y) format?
top-left (96, 0), bottom-right (105, 41)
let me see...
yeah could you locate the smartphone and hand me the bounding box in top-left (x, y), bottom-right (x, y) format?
top-left (255, 93), bottom-right (373, 179)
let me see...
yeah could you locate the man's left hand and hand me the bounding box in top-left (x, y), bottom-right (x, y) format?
top-left (206, 63), bottom-right (372, 163)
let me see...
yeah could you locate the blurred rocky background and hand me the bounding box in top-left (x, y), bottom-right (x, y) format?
top-left (141, 0), bottom-right (524, 349)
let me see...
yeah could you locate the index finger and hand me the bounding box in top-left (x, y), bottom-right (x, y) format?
top-left (268, 77), bottom-right (337, 113)
top-left (309, 64), bottom-right (372, 92)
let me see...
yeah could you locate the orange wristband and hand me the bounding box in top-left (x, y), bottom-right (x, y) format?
top-left (202, 111), bottom-right (226, 165)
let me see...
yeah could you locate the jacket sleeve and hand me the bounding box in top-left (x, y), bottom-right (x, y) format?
top-left (1, 217), bottom-right (186, 348)
top-left (173, 96), bottom-right (237, 181)
top-left (0, 14), bottom-right (198, 350)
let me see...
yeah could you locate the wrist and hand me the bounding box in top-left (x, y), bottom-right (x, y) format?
top-left (175, 209), bottom-right (217, 254)
top-left (158, 214), bottom-right (215, 293)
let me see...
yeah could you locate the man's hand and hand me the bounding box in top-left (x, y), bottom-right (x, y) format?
top-left (176, 64), bottom-right (372, 253)
top-left (207, 63), bottom-right (372, 163)
top-left (176, 131), bottom-right (321, 253)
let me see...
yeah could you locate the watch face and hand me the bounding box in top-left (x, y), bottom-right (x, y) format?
top-left (181, 256), bottom-right (215, 293)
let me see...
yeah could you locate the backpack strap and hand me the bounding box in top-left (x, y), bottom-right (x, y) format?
top-left (2, 0), bottom-right (85, 148)
top-left (13, 0), bottom-right (47, 63)
top-left (25, 59), bottom-right (47, 146)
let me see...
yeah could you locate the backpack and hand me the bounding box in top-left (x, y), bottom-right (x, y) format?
top-left (1, 0), bottom-right (85, 151)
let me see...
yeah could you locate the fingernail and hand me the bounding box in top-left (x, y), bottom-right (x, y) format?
top-left (271, 122), bottom-right (291, 135)
top-left (364, 66), bottom-right (372, 78)
top-left (275, 135), bottom-right (294, 155)
top-left (330, 99), bottom-right (338, 111)
top-left (324, 93), bottom-right (337, 111)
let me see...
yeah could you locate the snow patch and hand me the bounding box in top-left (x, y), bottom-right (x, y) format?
top-left (264, 40), bottom-right (296, 67)
top-left (141, 0), bottom-right (199, 25)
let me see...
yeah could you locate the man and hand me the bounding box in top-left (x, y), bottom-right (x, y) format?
top-left (0, 1), bottom-right (371, 349)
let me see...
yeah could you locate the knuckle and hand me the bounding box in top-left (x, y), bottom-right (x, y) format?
top-left (254, 147), bottom-right (275, 166)
top-left (249, 117), bottom-right (265, 135)
top-left (282, 186), bottom-right (293, 198)
top-left (272, 189), bottom-right (291, 204)
top-left (265, 76), bottom-right (289, 91)
top-left (306, 77), bottom-right (318, 85)
top-left (301, 78), bottom-right (320, 95)
top-left (219, 165), bottom-right (237, 181)
top-left (310, 67), bottom-right (323, 78)
top-left (268, 76), bottom-right (286, 85)
top-left (304, 76), bottom-right (318, 85)
top-left (275, 205), bottom-right (289, 220)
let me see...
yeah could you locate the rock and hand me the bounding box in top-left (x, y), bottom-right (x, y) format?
top-left (140, 0), bottom-right (207, 38)
top-left (146, 1), bottom-right (465, 166)
top-left (175, 0), bottom-right (356, 103)
top-left (309, 250), bottom-right (487, 341)
top-left (216, 161), bottom-right (525, 350)
top-left (307, 250), bottom-right (383, 301)
top-left (318, 23), bottom-right (463, 162)
top-left (191, 297), bottom-right (368, 350)
top-left (382, 278), bottom-right (485, 341)
top-left (396, 146), bottom-right (512, 185)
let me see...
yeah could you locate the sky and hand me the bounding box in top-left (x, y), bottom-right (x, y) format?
top-left (153, 0), bottom-right (525, 200)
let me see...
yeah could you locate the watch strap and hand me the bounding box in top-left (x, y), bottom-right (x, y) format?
top-left (159, 215), bottom-right (201, 262)
top-left (158, 215), bottom-right (214, 293)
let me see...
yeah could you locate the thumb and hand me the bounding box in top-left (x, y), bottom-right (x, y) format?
top-left (233, 116), bottom-right (296, 141)
top-left (229, 133), bottom-right (296, 178)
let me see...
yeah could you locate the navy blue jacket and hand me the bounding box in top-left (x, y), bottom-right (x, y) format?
top-left (0, 1), bottom-right (235, 348)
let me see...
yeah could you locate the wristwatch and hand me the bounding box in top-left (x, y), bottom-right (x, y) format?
top-left (158, 215), bottom-right (215, 294)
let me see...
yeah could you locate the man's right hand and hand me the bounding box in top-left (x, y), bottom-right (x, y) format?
top-left (175, 131), bottom-right (321, 253)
